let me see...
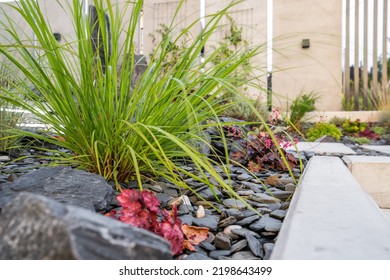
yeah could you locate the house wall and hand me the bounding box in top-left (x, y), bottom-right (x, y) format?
top-left (272, 0), bottom-right (343, 111)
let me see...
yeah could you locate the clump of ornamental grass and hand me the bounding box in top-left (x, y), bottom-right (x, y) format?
top-left (0, 0), bottom-right (296, 203)
top-left (0, 62), bottom-right (23, 153)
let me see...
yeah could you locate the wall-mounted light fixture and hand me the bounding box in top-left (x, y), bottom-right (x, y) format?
top-left (302, 38), bottom-right (310, 49)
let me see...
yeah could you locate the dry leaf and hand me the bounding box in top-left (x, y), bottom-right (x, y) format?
top-left (182, 224), bottom-right (209, 245)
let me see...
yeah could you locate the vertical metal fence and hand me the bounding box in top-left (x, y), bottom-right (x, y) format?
top-left (344, 0), bottom-right (389, 110)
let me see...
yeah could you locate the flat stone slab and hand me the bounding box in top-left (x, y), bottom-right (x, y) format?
top-left (271, 156), bottom-right (390, 260)
top-left (361, 145), bottom-right (390, 155)
top-left (343, 156), bottom-right (390, 208)
top-left (286, 142), bottom-right (356, 156)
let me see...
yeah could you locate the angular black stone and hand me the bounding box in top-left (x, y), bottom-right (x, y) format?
top-left (0, 193), bottom-right (171, 260)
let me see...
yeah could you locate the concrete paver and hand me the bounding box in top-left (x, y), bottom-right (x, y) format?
top-left (286, 142), bottom-right (356, 156)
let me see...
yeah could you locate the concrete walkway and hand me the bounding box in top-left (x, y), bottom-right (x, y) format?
top-left (271, 156), bottom-right (390, 259)
top-left (287, 142), bottom-right (356, 156)
top-left (382, 209), bottom-right (390, 224)
top-left (361, 145), bottom-right (390, 155)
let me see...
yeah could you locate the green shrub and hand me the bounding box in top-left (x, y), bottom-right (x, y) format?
top-left (342, 119), bottom-right (367, 134)
top-left (351, 137), bottom-right (370, 145)
top-left (306, 123), bottom-right (343, 141)
top-left (371, 126), bottom-right (386, 136)
top-left (0, 0), bottom-right (287, 199)
top-left (288, 92), bottom-right (318, 130)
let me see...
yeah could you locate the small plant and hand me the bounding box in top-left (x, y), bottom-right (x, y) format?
top-left (288, 92), bottom-right (318, 130)
top-left (231, 131), bottom-right (297, 172)
top-left (371, 126), bottom-right (386, 136)
top-left (356, 127), bottom-right (379, 140)
top-left (342, 119), bottom-right (367, 134)
top-left (107, 189), bottom-right (208, 255)
top-left (329, 116), bottom-right (348, 127)
top-left (306, 123), bottom-right (343, 141)
top-left (351, 137), bottom-right (370, 145)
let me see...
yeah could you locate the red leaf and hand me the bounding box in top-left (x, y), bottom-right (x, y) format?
top-left (158, 219), bottom-right (184, 255)
top-left (117, 189), bottom-right (141, 208)
top-left (141, 190), bottom-right (160, 213)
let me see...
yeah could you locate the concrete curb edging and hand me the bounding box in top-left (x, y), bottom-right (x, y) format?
top-left (271, 156), bottom-right (390, 259)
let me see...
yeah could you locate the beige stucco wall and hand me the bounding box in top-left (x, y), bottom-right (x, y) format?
top-left (205, 0), bottom-right (268, 100)
top-left (272, 0), bottom-right (342, 111)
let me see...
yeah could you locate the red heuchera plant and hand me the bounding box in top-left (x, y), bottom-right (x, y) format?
top-left (231, 131), bottom-right (298, 172)
top-left (107, 189), bottom-right (208, 256)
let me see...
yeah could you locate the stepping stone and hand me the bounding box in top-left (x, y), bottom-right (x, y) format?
top-left (286, 142), bottom-right (356, 156)
top-left (361, 145), bottom-right (390, 156)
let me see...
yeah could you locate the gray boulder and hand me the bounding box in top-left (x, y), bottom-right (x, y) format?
top-left (0, 166), bottom-right (115, 212)
top-left (0, 193), bottom-right (172, 260)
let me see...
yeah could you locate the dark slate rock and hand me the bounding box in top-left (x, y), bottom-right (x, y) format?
top-left (193, 216), bottom-right (219, 231)
top-left (231, 251), bottom-right (260, 260)
top-left (218, 216), bottom-right (237, 228)
top-left (231, 228), bottom-right (261, 238)
top-left (230, 239), bottom-right (248, 253)
top-left (245, 234), bottom-right (264, 258)
top-left (263, 243), bottom-right (275, 260)
top-left (214, 232), bottom-right (231, 250)
top-left (0, 193), bottom-right (171, 260)
top-left (0, 166), bottom-right (115, 212)
top-left (248, 193), bottom-right (281, 204)
top-left (270, 209), bottom-right (287, 220)
top-left (235, 215), bottom-right (260, 226)
top-left (224, 208), bottom-right (245, 219)
top-left (239, 181), bottom-right (265, 192)
top-left (200, 242), bottom-right (216, 251)
top-left (179, 214), bottom-right (195, 226)
top-left (266, 203), bottom-right (282, 211)
top-left (209, 250), bottom-right (231, 259)
top-left (237, 173), bottom-right (253, 181)
top-left (270, 190), bottom-right (294, 199)
top-left (223, 198), bottom-right (247, 210)
top-left (198, 187), bottom-right (223, 201)
top-left (249, 215), bottom-right (282, 232)
top-left (185, 253), bottom-right (212, 260)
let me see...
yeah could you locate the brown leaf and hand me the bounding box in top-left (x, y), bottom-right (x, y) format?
top-left (182, 240), bottom-right (197, 252)
top-left (264, 175), bottom-right (280, 186)
top-left (181, 224), bottom-right (209, 245)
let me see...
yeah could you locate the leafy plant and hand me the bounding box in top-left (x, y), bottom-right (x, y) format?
top-left (106, 189), bottom-right (208, 255)
top-left (230, 130), bottom-right (298, 172)
top-left (288, 92), bottom-right (318, 130)
top-left (371, 125), bottom-right (386, 136)
top-left (329, 116), bottom-right (348, 127)
top-left (351, 137), bottom-right (370, 145)
top-left (0, 0), bottom-right (271, 200)
top-left (306, 123), bottom-right (343, 141)
top-left (356, 127), bottom-right (379, 140)
top-left (342, 119), bottom-right (367, 134)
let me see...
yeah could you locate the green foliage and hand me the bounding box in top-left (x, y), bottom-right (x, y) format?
top-left (329, 116), bottom-right (348, 127)
top-left (306, 123), bottom-right (343, 141)
top-left (288, 93), bottom-right (318, 129)
top-left (371, 126), bottom-right (386, 136)
top-left (0, 0), bottom-right (282, 201)
top-left (342, 119), bottom-right (367, 134)
top-left (0, 63), bottom-right (23, 152)
top-left (351, 137), bottom-right (370, 145)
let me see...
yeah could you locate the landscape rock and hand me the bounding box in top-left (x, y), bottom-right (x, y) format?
top-left (193, 216), bottom-right (219, 231)
top-left (248, 193), bottom-right (281, 204)
top-left (214, 232), bottom-right (231, 250)
top-left (231, 251), bottom-right (260, 260)
top-left (249, 214), bottom-right (282, 232)
top-left (245, 234), bottom-right (264, 258)
top-left (263, 243), bottom-right (275, 260)
top-left (209, 250), bottom-right (231, 259)
top-left (270, 209), bottom-right (287, 220)
top-left (223, 225), bottom-right (242, 239)
top-left (0, 193), bottom-right (171, 260)
top-left (184, 253), bottom-right (212, 260)
top-left (223, 198), bottom-right (247, 209)
top-left (0, 166), bottom-right (115, 212)
top-left (230, 239), bottom-right (248, 253)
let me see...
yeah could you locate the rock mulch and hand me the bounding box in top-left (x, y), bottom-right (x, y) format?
top-left (0, 148), bottom-right (301, 260)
